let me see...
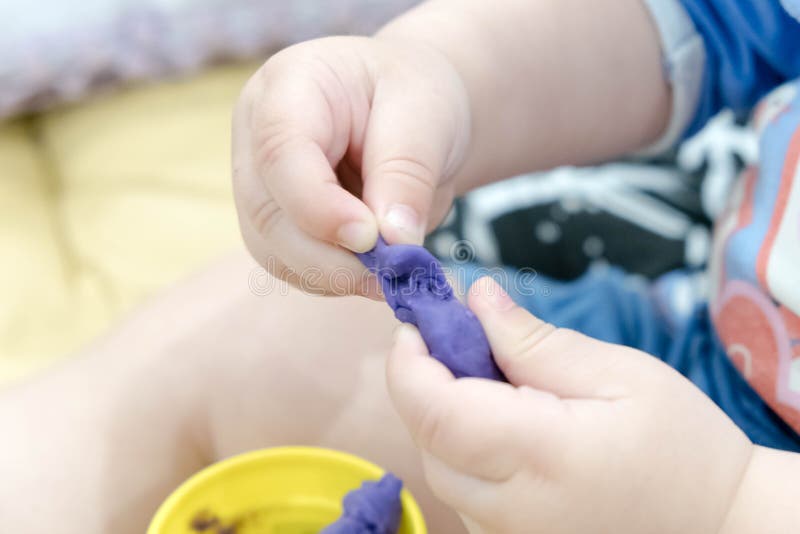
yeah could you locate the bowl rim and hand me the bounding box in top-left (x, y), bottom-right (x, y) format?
top-left (147, 445), bottom-right (427, 534)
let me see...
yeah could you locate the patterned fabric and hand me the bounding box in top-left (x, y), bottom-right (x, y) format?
top-left (0, 0), bottom-right (420, 118)
top-left (709, 81), bottom-right (800, 434)
top-left (601, 0), bottom-right (800, 436)
top-left (426, 121), bottom-right (755, 285)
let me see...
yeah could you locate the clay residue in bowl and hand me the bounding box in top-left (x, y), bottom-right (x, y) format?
top-left (190, 510), bottom-right (237, 533)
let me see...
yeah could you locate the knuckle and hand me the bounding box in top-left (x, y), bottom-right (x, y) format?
top-left (253, 124), bottom-right (300, 175)
top-left (416, 396), bottom-right (452, 453)
top-left (264, 256), bottom-right (292, 282)
top-left (507, 320), bottom-right (560, 362)
top-left (373, 156), bottom-right (438, 194)
top-left (250, 197), bottom-right (283, 238)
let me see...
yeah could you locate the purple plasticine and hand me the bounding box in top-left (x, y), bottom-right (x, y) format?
top-left (357, 237), bottom-right (505, 381)
top-left (321, 473), bottom-right (404, 534)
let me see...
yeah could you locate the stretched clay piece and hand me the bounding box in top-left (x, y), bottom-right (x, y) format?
top-left (357, 237), bottom-right (505, 381)
top-left (321, 473), bottom-right (403, 534)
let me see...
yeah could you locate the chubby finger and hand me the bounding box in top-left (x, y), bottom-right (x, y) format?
top-left (258, 134), bottom-right (377, 253)
top-left (387, 324), bottom-right (566, 480)
top-left (468, 277), bottom-right (645, 399)
top-left (241, 60), bottom-right (377, 252)
top-left (238, 207), bottom-right (381, 299)
top-left (361, 63), bottom-right (469, 245)
top-left (233, 85), bottom-right (380, 298)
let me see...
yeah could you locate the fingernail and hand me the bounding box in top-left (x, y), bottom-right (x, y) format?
top-left (337, 221), bottom-right (376, 252)
top-left (486, 279), bottom-right (515, 311)
top-left (384, 204), bottom-right (424, 244)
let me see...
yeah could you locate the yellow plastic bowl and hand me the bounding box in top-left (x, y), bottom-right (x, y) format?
top-left (148, 446), bottom-right (426, 534)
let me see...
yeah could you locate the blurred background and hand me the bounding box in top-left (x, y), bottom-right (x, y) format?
top-left (0, 0), bottom-right (752, 386)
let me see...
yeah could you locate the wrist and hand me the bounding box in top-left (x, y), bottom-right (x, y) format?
top-left (717, 445), bottom-right (800, 534)
top-left (716, 444), bottom-right (757, 534)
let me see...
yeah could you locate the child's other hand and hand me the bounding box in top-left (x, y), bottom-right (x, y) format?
top-left (232, 36), bottom-right (470, 297)
top-left (388, 277), bottom-right (754, 534)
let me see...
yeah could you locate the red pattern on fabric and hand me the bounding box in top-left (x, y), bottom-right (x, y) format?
top-left (715, 280), bottom-right (800, 433)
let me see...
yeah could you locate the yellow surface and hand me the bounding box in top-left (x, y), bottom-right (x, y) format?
top-left (149, 447), bottom-right (426, 534)
top-left (0, 63), bottom-right (260, 384)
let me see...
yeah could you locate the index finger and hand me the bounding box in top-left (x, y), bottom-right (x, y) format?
top-left (244, 55), bottom-right (377, 252)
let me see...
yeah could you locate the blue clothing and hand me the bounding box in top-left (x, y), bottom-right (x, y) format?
top-left (640, 0), bottom-right (800, 150)
top-left (453, 264), bottom-right (800, 452)
top-left (635, 0), bottom-right (800, 442)
top-left (678, 0), bottom-right (800, 135)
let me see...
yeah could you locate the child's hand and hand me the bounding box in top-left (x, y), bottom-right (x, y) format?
top-left (232, 36), bottom-right (470, 297)
top-left (388, 277), bottom-right (754, 534)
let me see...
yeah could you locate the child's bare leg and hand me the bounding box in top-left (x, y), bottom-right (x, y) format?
top-left (0, 250), bottom-right (464, 534)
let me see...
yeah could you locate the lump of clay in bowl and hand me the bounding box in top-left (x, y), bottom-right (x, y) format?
top-left (321, 473), bottom-right (403, 534)
top-left (357, 237), bottom-right (505, 381)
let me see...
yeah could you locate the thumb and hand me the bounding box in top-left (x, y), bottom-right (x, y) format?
top-left (361, 66), bottom-right (469, 245)
top-left (468, 277), bottom-right (649, 400)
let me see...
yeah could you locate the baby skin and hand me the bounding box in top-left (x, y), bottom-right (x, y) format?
top-left (2, 1), bottom-right (797, 533)
top-left (232, 0), bottom-right (800, 532)
top-left (0, 252), bottom-right (797, 533)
